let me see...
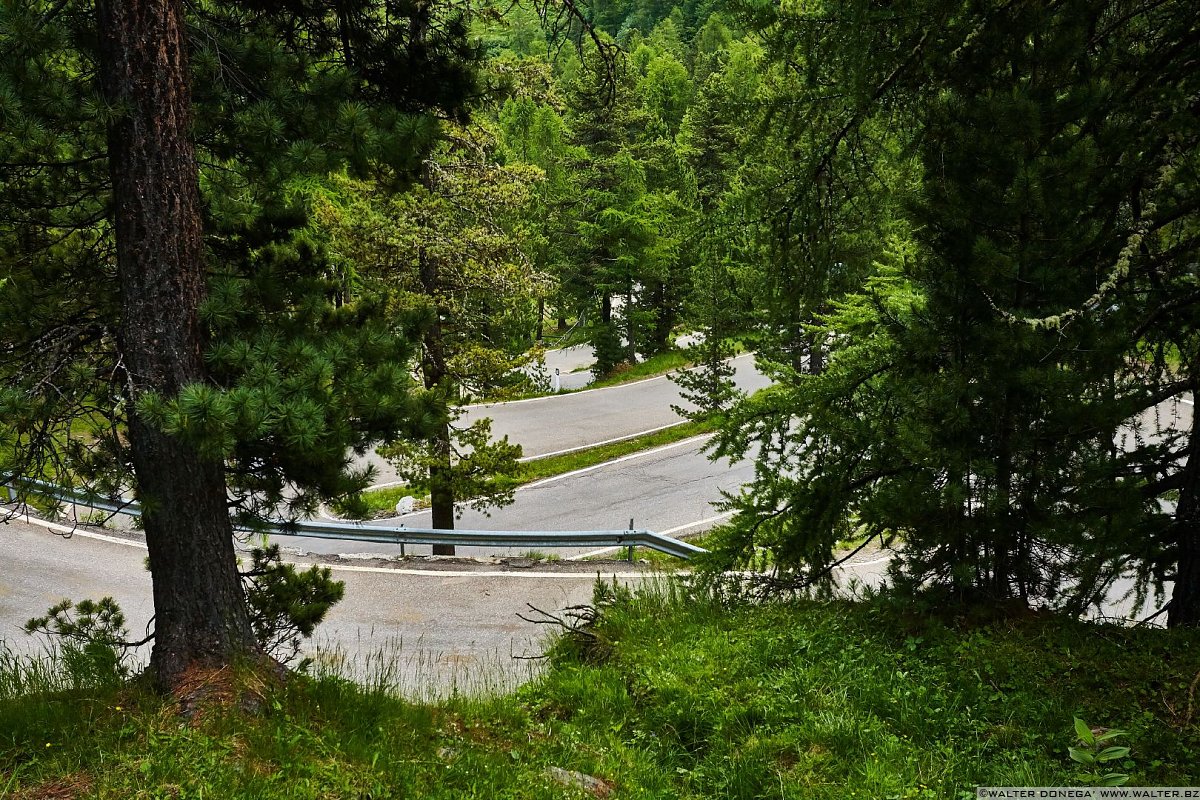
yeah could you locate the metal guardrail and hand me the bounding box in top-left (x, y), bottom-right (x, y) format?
top-left (3, 478), bottom-right (707, 560)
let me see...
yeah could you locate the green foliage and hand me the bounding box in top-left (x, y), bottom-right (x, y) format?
top-left (1069, 717), bottom-right (1133, 786)
top-left (242, 545), bottom-right (346, 665)
top-left (23, 598), bottom-right (135, 686)
top-left (588, 347), bottom-right (692, 387)
top-left (0, 0), bottom-right (484, 523)
top-left (22, 550), bottom-right (345, 676)
top-left (709, 0), bottom-right (1200, 614)
top-left (378, 416), bottom-right (524, 519)
top-left (5, 590), bottom-right (1199, 797)
top-left (354, 415), bottom-right (717, 515)
top-left (589, 317), bottom-right (630, 377)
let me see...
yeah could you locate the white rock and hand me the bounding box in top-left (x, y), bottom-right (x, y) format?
top-left (394, 495), bottom-right (416, 514)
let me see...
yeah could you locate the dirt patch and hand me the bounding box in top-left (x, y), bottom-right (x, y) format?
top-left (12, 773), bottom-right (94, 799)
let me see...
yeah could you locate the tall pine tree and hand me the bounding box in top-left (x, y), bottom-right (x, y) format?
top-left (0, 0), bottom-right (480, 689)
top-left (712, 0), bottom-right (1200, 618)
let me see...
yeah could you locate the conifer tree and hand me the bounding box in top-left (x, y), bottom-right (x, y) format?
top-left (712, 0), bottom-right (1200, 618)
top-left (0, 0), bottom-right (480, 689)
top-left (314, 131), bottom-right (537, 543)
top-left (564, 44), bottom-right (652, 374)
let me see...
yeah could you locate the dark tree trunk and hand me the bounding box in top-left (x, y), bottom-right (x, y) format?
top-left (625, 283), bottom-right (637, 364)
top-left (1170, 409), bottom-right (1200, 628)
top-left (535, 297), bottom-right (545, 342)
top-left (807, 333), bottom-right (824, 375)
top-left (96, 0), bottom-right (259, 691)
top-left (649, 281), bottom-right (675, 355)
top-left (428, 421), bottom-right (455, 539)
top-left (418, 247), bottom-right (455, 554)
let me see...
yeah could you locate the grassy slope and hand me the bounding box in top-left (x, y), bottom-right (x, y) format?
top-left (4, 587), bottom-right (1198, 798)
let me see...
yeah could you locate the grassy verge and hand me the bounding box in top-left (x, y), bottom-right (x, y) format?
top-left (341, 484), bottom-right (432, 517)
top-left (348, 416), bottom-right (718, 517)
top-left (590, 528), bottom-right (720, 569)
top-left (4, 587), bottom-right (1199, 798)
top-left (484, 334), bottom-right (751, 402)
top-left (586, 349), bottom-right (692, 387)
top-left (510, 416), bottom-right (716, 485)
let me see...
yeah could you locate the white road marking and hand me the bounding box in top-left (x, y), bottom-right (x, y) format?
top-left (567, 510), bottom-right (736, 561)
top-left (5, 508), bottom-right (673, 579)
top-left (518, 434), bottom-right (715, 490)
top-left (5, 509), bottom-right (144, 549)
top-left (843, 555), bottom-right (891, 567)
top-left (365, 480), bottom-right (410, 490)
top-left (464, 352), bottom-right (756, 409)
top-left (660, 511), bottom-right (737, 536)
top-left (380, 432), bottom-right (718, 523)
top-left (319, 564), bottom-right (653, 579)
top-left (516, 421), bottom-right (688, 461)
top-left (363, 421), bottom-right (695, 492)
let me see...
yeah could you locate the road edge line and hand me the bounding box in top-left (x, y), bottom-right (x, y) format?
top-left (7, 511), bottom-right (679, 579)
top-left (465, 352), bottom-right (756, 409)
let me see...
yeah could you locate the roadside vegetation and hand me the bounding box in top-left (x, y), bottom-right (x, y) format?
top-left (510, 335), bottom-right (749, 402)
top-left (1, 2), bottom-right (1197, 793)
top-left (4, 584), bottom-right (1198, 798)
top-left (587, 349), bottom-right (693, 388)
top-left (343, 417), bottom-right (719, 518)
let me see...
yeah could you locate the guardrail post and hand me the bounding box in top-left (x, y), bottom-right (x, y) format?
top-left (12, 477), bottom-right (709, 559)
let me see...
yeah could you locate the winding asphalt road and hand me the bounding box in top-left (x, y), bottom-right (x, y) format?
top-left (2, 349), bottom-right (767, 692)
top-left (360, 351), bottom-right (770, 486)
top-left (8, 354), bottom-right (1181, 691)
top-left (294, 433), bottom-right (752, 560)
top-left (0, 515), bottom-right (625, 696)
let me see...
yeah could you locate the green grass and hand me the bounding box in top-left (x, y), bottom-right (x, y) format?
top-left (348, 417), bottom-right (718, 518)
top-left (589, 529), bottom-right (719, 569)
top-left (538, 318), bottom-right (588, 350)
top-left (337, 484), bottom-right (431, 517)
top-left (510, 416), bottom-right (716, 484)
top-left (587, 349), bottom-right (693, 387)
top-left (4, 586), bottom-right (1199, 798)
top-left (510, 341), bottom-right (728, 401)
top-left (583, 335), bottom-right (750, 390)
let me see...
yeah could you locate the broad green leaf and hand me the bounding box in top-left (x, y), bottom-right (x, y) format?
top-left (1073, 718), bottom-right (1095, 746)
top-left (1068, 746), bottom-right (1094, 765)
top-left (1097, 746), bottom-right (1130, 762)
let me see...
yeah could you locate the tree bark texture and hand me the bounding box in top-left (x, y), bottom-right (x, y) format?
top-left (624, 284), bottom-right (637, 364)
top-left (95, 0), bottom-right (260, 690)
top-left (1170, 410), bottom-right (1200, 628)
top-left (418, 247), bottom-right (456, 553)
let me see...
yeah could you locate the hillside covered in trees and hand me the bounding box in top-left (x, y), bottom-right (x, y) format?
top-left (2, 0), bottom-right (1200, 794)
top-left (469, 0), bottom-right (1200, 628)
top-left (1, 2), bottom-right (1199, 791)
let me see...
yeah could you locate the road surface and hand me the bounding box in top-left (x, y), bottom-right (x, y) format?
top-left (293, 433), bottom-right (750, 560)
top-left (6, 355), bottom-right (1187, 695)
top-left (0, 511), bottom-right (897, 696)
top-left (361, 353), bottom-right (770, 487)
top-left (0, 515), bottom-right (635, 696)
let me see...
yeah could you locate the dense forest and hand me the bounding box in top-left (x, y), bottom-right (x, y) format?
top-left (466, 0), bottom-right (1200, 630)
top-left (1, 0), bottom-right (1198, 700)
